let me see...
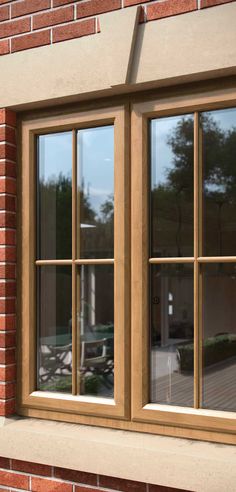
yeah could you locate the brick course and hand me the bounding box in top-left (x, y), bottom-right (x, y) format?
top-left (0, 0), bottom-right (233, 56)
top-left (0, 457), bottom-right (190, 492)
top-left (146, 0), bottom-right (197, 20)
top-left (52, 18), bottom-right (96, 43)
top-left (0, 6), bottom-right (9, 23)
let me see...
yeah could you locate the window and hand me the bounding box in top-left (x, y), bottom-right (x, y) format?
top-left (19, 88), bottom-right (236, 444)
top-left (20, 107), bottom-right (130, 419)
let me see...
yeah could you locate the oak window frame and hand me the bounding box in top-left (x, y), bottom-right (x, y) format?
top-left (131, 89), bottom-right (236, 438)
top-left (18, 85), bottom-right (236, 444)
top-left (18, 106), bottom-right (130, 420)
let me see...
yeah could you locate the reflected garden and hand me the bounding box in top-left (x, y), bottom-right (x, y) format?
top-left (150, 109), bottom-right (236, 410)
top-left (37, 126), bottom-right (115, 398)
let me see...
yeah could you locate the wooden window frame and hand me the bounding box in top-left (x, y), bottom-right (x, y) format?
top-left (18, 106), bottom-right (130, 420)
top-left (17, 84), bottom-right (236, 444)
top-left (131, 88), bottom-right (236, 438)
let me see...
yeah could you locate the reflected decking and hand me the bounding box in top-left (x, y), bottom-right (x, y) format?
top-left (151, 356), bottom-right (236, 411)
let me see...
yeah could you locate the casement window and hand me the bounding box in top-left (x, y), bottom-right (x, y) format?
top-left (20, 107), bottom-right (130, 419)
top-left (19, 88), bottom-right (236, 444)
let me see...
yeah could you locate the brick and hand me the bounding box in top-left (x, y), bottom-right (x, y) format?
top-left (0, 39), bottom-right (9, 55)
top-left (0, 264), bottom-right (16, 280)
top-left (0, 382), bottom-right (15, 398)
top-left (0, 0), bottom-right (10, 4)
top-left (12, 29), bottom-right (51, 53)
top-left (0, 398), bottom-right (15, 416)
top-left (77, 0), bottom-right (121, 19)
top-left (146, 0), bottom-right (197, 21)
top-left (0, 127), bottom-right (16, 145)
top-left (0, 332), bottom-right (16, 347)
top-left (0, 212), bottom-right (16, 228)
top-left (0, 315), bottom-right (16, 331)
top-left (0, 144), bottom-right (16, 161)
top-left (0, 111), bottom-right (16, 128)
top-left (53, 18), bottom-right (96, 43)
top-left (0, 6), bottom-right (9, 22)
top-left (0, 230), bottom-right (16, 245)
top-left (75, 488), bottom-right (98, 492)
top-left (201, 0), bottom-right (234, 7)
top-left (0, 178), bottom-right (16, 195)
top-left (53, 0), bottom-right (75, 6)
top-left (31, 477), bottom-right (73, 492)
top-left (12, 460), bottom-right (52, 477)
top-left (33, 5), bottom-right (73, 30)
top-left (0, 347), bottom-right (15, 364)
top-left (0, 470), bottom-right (28, 489)
top-left (0, 195), bottom-right (16, 212)
top-left (54, 467), bottom-right (97, 486)
top-left (0, 298), bottom-right (16, 314)
top-left (0, 161), bottom-right (16, 178)
top-left (0, 332), bottom-right (16, 348)
top-left (0, 246), bottom-right (16, 261)
top-left (99, 475), bottom-right (146, 492)
top-left (0, 456), bottom-right (10, 469)
top-left (12, 0), bottom-right (51, 18)
top-left (0, 365), bottom-right (16, 382)
top-left (124, 0), bottom-right (150, 5)
top-left (0, 282), bottom-right (16, 297)
top-left (0, 17), bottom-right (30, 40)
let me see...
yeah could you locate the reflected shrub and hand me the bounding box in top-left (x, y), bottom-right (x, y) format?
top-left (177, 334), bottom-right (236, 373)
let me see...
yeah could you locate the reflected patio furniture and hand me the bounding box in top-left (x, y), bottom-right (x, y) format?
top-left (39, 342), bottom-right (72, 383)
top-left (80, 338), bottom-right (114, 388)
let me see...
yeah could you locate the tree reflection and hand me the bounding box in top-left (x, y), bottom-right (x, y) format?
top-left (38, 173), bottom-right (72, 259)
top-left (80, 181), bottom-right (114, 258)
top-left (39, 174), bottom-right (114, 259)
top-left (202, 113), bottom-right (236, 256)
top-left (151, 112), bottom-right (236, 257)
top-left (151, 116), bottom-right (194, 257)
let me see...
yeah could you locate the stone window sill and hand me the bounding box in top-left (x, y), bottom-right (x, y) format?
top-left (0, 417), bottom-right (235, 491)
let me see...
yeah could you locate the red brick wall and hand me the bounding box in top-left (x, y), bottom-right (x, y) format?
top-left (0, 109), bottom-right (16, 418)
top-left (0, 457), bottom-right (189, 492)
top-left (0, 0), bottom-right (235, 56)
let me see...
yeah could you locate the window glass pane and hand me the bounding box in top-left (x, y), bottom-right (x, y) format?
top-left (78, 264), bottom-right (114, 398)
top-left (202, 263), bottom-right (236, 411)
top-left (202, 107), bottom-right (236, 256)
top-left (77, 126), bottom-right (114, 259)
top-left (150, 115), bottom-right (194, 258)
top-left (37, 132), bottom-right (72, 260)
top-left (150, 263), bottom-right (194, 407)
top-left (37, 266), bottom-right (72, 393)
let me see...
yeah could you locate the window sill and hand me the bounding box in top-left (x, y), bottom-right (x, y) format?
top-left (0, 416), bottom-right (235, 491)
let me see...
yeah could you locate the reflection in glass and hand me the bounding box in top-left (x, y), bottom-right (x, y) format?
top-left (37, 132), bottom-right (72, 259)
top-left (78, 265), bottom-right (114, 398)
top-left (202, 108), bottom-right (236, 256)
top-left (77, 126), bottom-right (114, 259)
top-left (37, 266), bottom-right (72, 393)
top-left (202, 263), bottom-right (236, 411)
top-left (150, 264), bottom-right (194, 406)
top-left (150, 115), bottom-right (194, 258)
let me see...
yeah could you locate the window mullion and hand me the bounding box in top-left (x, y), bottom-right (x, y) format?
top-left (194, 112), bottom-right (203, 409)
top-left (194, 112), bottom-right (200, 409)
top-left (72, 129), bottom-right (78, 396)
top-left (198, 118), bottom-right (203, 409)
